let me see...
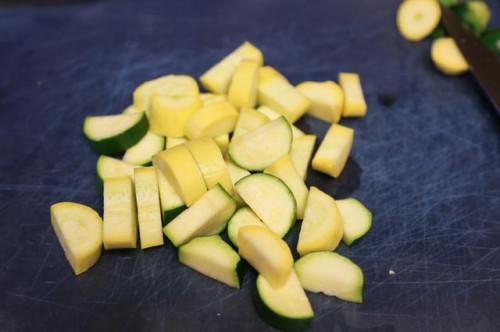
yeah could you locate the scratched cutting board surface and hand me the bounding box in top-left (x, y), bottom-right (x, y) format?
top-left (1, 0), bottom-right (500, 331)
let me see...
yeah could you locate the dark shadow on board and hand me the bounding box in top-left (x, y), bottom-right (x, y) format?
top-left (307, 156), bottom-right (362, 199)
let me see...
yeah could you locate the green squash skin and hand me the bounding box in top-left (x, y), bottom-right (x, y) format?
top-left (162, 206), bottom-right (186, 225)
top-left (85, 113), bottom-right (149, 155)
top-left (253, 284), bottom-right (313, 332)
top-left (481, 29), bottom-right (500, 55)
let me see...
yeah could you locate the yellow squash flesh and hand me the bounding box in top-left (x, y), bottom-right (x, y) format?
top-left (153, 145), bottom-right (207, 206)
top-left (134, 167), bottom-right (164, 249)
top-left (50, 202), bottom-right (103, 275)
top-left (238, 225), bottom-right (293, 288)
top-left (312, 123), bottom-right (354, 178)
top-left (103, 176), bottom-right (138, 249)
top-left (297, 187), bottom-right (343, 256)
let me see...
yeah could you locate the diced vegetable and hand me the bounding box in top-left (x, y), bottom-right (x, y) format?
top-left (179, 235), bottom-right (244, 288)
top-left (156, 168), bottom-right (186, 224)
top-left (103, 176), bottom-right (138, 249)
top-left (431, 37), bottom-right (469, 75)
top-left (165, 137), bottom-right (188, 149)
top-left (225, 159), bottom-right (250, 204)
top-left (296, 81), bottom-right (344, 123)
top-left (229, 117), bottom-right (292, 171)
top-left (257, 106), bottom-right (304, 140)
top-left (238, 225), bottom-right (293, 288)
top-left (154, 145), bottom-right (207, 206)
top-left (235, 173), bottom-right (296, 237)
top-left (200, 93), bottom-right (226, 106)
top-left (257, 66), bottom-right (310, 123)
top-left (226, 160), bottom-right (250, 184)
top-left (396, 0), bottom-right (441, 42)
top-left (123, 131), bottom-right (165, 166)
top-left (227, 207), bottom-right (266, 247)
top-left (184, 101), bottom-right (239, 139)
top-left (200, 41), bottom-right (264, 94)
top-left (232, 107), bottom-right (270, 139)
top-left (96, 156), bottom-right (135, 191)
top-left (481, 29), bottom-right (500, 55)
top-left (148, 75), bottom-right (201, 137)
top-left (134, 74), bottom-right (198, 106)
top-left (133, 75), bottom-right (173, 111)
top-left (255, 271), bottom-right (314, 332)
top-left (290, 135), bottom-right (317, 180)
top-left (214, 134), bottom-right (230, 154)
top-left (83, 113), bottom-right (148, 155)
top-left (336, 198), bottom-right (372, 246)
top-left (338, 73), bottom-right (367, 118)
top-left (50, 202), bottom-right (103, 275)
top-left (186, 138), bottom-right (233, 194)
top-left (163, 185), bottom-right (236, 247)
top-left (264, 155), bottom-right (309, 220)
top-left (297, 187), bottom-right (343, 256)
top-left (134, 167), bottom-right (164, 249)
top-left (312, 123), bottom-right (354, 178)
top-left (123, 104), bottom-right (143, 114)
top-left (295, 252), bottom-right (364, 303)
top-left (452, 1), bottom-right (491, 35)
top-left (228, 60), bottom-right (260, 109)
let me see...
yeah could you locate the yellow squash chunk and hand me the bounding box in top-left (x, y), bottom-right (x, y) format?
top-left (257, 106), bottom-right (304, 140)
top-left (153, 145), bottom-right (207, 206)
top-left (235, 173), bottom-right (297, 238)
top-left (133, 75), bottom-right (171, 112)
top-left (150, 95), bottom-right (201, 138)
top-left (297, 187), bottom-right (343, 256)
top-left (229, 117), bottom-right (293, 171)
top-left (179, 235), bottom-right (243, 288)
top-left (184, 101), bottom-right (238, 139)
top-left (264, 155), bottom-right (309, 220)
top-left (134, 167), bottom-right (164, 249)
top-left (50, 202), bottom-right (102, 275)
top-left (163, 185), bottom-right (237, 247)
top-left (134, 74), bottom-right (199, 112)
top-left (296, 81), bottom-right (344, 123)
top-left (155, 167), bottom-right (185, 224)
top-left (338, 73), bottom-right (367, 117)
top-left (258, 67), bottom-right (310, 123)
top-left (396, 0), bottom-right (441, 42)
top-left (227, 207), bottom-right (267, 247)
top-left (238, 226), bottom-right (294, 288)
top-left (225, 159), bottom-right (250, 204)
top-left (147, 75), bottom-right (201, 137)
top-left (431, 37), bottom-right (469, 75)
top-left (214, 134), bottom-right (229, 154)
top-left (123, 104), bottom-right (143, 114)
top-left (290, 135), bottom-right (317, 180)
top-left (103, 176), bottom-right (138, 249)
top-left (96, 156), bottom-right (135, 183)
top-left (200, 93), bottom-right (226, 106)
top-left (165, 137), bottom-right (188, 149)
top-left (294, 252), bottom-right (364, 303)
top-left (258, 66), bottom-right (287, 82)
top-left (186, 138), bottom-right (233, 194)
top-left (200, 41), bottom-right (264, 94)
top-left (256, 271), bottom-right (314, 329)
top-left (232, 107), bottom-right (270, 139)
top-left (312, 123), bottom-right (354, 178)
top-left (228, 59), bottom-right (260, 109)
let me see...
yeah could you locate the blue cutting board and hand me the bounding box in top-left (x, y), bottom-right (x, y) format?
top-left (1, 0), bottom-right (499, 331)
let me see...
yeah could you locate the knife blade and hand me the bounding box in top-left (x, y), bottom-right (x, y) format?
top-left (440, 5), bottom-right (500, 114)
